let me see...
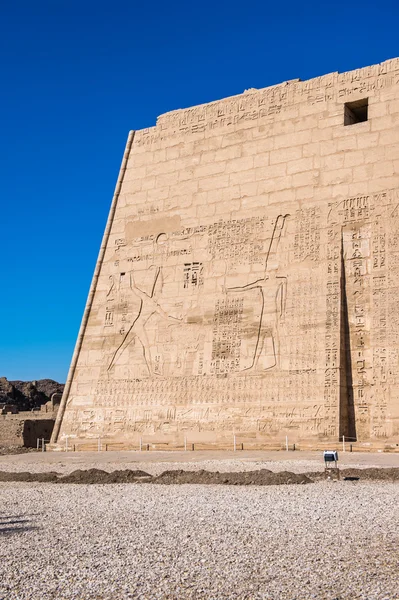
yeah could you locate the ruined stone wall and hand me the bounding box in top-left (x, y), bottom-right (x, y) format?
top-left (55, 58), bottom-right (399, 447)
top-left (0, 414), bottom-right (56, 448)
top-left (0, 418), bottom-right (25, 447)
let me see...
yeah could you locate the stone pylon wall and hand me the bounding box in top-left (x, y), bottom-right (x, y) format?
top-left (53, 58), bottom-right (399, 448)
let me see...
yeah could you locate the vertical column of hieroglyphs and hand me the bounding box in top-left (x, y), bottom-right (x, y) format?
top-left (370, 189), bottom-right (399, 439)
top-left (324, 220), bottom-right (342, 439)
top-left (371, 195), bottom-right (389, 438)
top-left (384, 191), bottom-right (399, 439)
top-left (342, 210), bottom-right (372, 441)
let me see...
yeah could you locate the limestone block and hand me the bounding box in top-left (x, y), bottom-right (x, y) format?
top-left (344, 150), bottom-right (365, 168)
top-left (287, 157), bottom-right (314, 175)
top-left (198, 174), bottom-right (229, 192)
top-left (229, 170), bottom-right (256, 186)
top-left (274, 130), bottom-right (312, 150)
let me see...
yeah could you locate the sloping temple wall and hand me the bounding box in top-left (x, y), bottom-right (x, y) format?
top-left (52, 58), bottom-right (399, 448)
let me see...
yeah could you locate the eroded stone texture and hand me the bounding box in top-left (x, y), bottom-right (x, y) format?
top-left (54, 58), bottom-right (399, 448)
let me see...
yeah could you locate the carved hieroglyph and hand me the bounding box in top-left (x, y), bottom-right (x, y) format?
top-left (52, 58), bottom-right (399, 447)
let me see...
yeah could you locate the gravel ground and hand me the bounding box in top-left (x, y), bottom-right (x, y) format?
top-left (0, 481), bottom-right (398, 600)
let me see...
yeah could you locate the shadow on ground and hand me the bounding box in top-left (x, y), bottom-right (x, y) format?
top-left (0, 515), bottom-right (38, 536)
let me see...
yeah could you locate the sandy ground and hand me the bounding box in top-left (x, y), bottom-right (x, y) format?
top-left (0, 449), bottom-right (398, 476)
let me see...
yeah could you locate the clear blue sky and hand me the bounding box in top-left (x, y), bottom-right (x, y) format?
top-left (1, 0), bottom-right (398, 382)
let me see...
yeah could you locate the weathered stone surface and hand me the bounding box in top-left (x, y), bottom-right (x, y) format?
top-left (0, 415), bottom-right (56, 448)
top-left (53, 58), bottom-right (399, 448)
top-left (0, 377), bottom-right (16, 402)
top-left (0, 378), bottom-right (62, 448)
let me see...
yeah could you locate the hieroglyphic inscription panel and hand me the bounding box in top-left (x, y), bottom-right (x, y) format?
top-left (336, 190), bottom-right (399, 440)
top-left (134, 58), bottom-right (399, 146)
top-left (60, 205), bottom-right (342, 442)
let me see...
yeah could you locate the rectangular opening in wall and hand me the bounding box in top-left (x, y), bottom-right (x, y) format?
top-left (344, 98), bottom-right (368, 125)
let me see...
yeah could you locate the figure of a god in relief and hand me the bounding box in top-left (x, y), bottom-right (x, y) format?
top-left (225, 214), bottom-right (289, 372)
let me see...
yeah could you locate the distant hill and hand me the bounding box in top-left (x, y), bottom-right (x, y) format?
top-left (0, 377), bottom-right (64, 411)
